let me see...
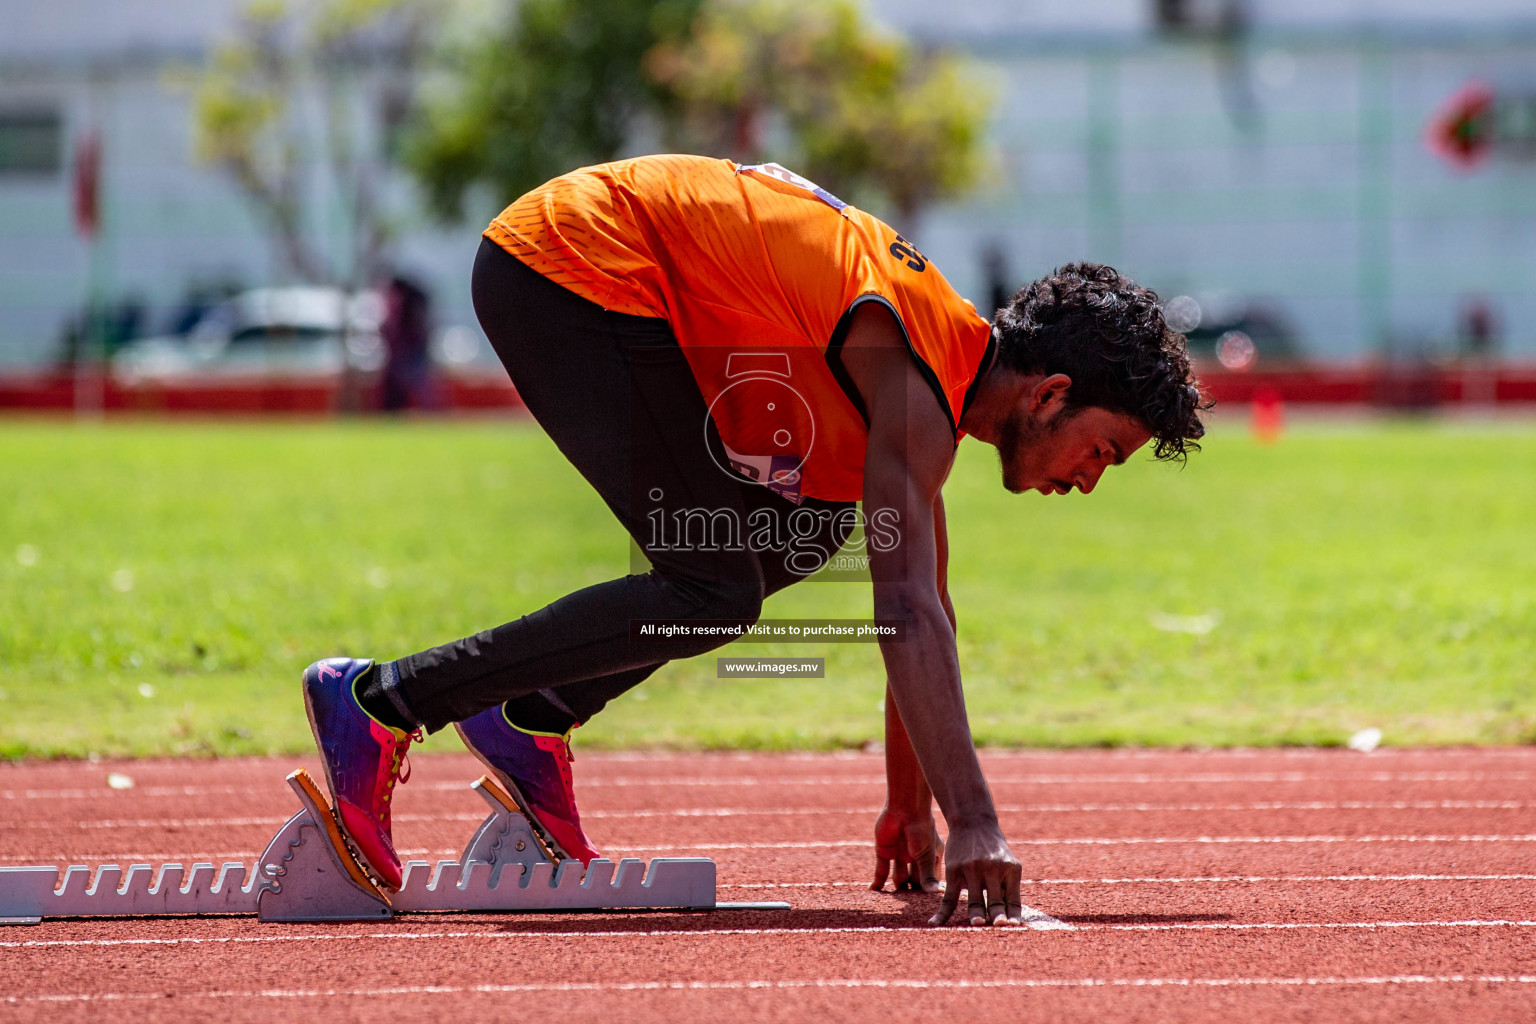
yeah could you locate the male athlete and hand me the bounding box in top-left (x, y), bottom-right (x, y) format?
top-left (302, 154), bottom-right (1205, 926)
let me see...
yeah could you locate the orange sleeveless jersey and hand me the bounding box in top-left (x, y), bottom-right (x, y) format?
top-left (484, 154), bottom-right (993, 503)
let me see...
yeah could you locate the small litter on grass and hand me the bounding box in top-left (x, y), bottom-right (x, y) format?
top-left (15, 544), bottom-right (38, 567)
top-left (1149, 610), bottom-right (1221, 635)
top-left (138, 683), bottom-right (155, 698)
top-left (1348, 727), bottom-right (1382, 753)
top-left (105, 773), bottom-right (134, 790)
top-left (110, 569), bottom-right (135, 593)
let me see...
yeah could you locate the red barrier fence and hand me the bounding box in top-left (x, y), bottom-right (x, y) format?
top-left (0, 371), bottom-right (523, 415)
top-left (2, 363), bottom-right (1534, 415)
top-left (1196, 363), bottom-right (1536, 407)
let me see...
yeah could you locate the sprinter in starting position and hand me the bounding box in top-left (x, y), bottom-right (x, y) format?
top-left (301, 155), bottom-right (1205, 926)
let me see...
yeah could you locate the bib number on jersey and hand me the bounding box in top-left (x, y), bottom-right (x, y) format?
top-left (888, 233), bottom-right (927, 273)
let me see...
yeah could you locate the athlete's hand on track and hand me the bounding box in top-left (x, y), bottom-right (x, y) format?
top-left (928, 820), bottom-right (1023, 926)
top-left (870, 807), bottom-right (943, 893)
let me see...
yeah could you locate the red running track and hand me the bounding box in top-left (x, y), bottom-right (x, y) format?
top-left (3, 747), bottom-right (1536, 1023)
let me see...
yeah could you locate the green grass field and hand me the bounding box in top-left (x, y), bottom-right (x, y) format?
top-left (2, 415), bottom-right (1534, 759)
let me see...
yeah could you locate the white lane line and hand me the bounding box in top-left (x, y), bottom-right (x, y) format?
top-left (1098, 920), bottom-right (1536, 932)
top-left (8, 973), bottom-right (1536, 1004)
top-left (1031, 873), bottom-right (1536, 884)
top-left (0, 814), bottom-right (489, 831)
top-left (0, 817), bottom-right (297, 831)
top-left (4, 848), bottom-right (474, 864)
top-left (1000, 835), bottom-right (1536, 846)
top-left (619, 836), bottom-right (1536, 851)
top-left (0, 926), bottom-right (1048, 951)
top-left (9, 920), bottom-right (1536, 950)
top-left (993, 801), bottom-right (1532, 813)
top-left (963, 835), bottom-right (1536, 848)
top-left (1033, 873), bottom-right (1536, 885)
top-left (0, 786), bottom-right (260, 801)
top-left (0, 841), bottom-right (867, 863)
top-left (22, 834), bottom-right (1536, 863)
top-left (6, 799), bottom-right (1529, 831)
top-left (578, 772), bottom-right (1536, 786)
top-left (724, 873), bottom-right (1536, 888)
top-left (574, 800), bottom-right (1536, 815)
top-left (6, 771), bottom-right (1534, 800)
top-left (6, 747), bottom-right (1528, 773)
top-left (1, 745), bottom-right (1529, 769)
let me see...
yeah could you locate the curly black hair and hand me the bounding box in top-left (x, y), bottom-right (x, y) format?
top-left (991, 261), bottom-right (1208, 461)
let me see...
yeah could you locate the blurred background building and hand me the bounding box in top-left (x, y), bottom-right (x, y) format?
top-left (1, 0), bottom-right (1533, 391)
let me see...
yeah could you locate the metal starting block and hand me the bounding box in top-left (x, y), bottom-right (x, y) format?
top-left (0, 767), bottom-right (788, 925)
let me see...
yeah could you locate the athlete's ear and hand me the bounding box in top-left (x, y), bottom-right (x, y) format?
top-left (1029, 374), bottom-right (1073, 415)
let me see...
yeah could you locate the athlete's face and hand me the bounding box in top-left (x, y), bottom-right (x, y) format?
top-left (995, 383), bottom-right (1153, 496)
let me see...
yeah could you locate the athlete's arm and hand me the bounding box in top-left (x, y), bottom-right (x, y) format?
top-left (839, 303), bottom-right (1023, 926)
top-left (869, 495), bottom-right (950, 893)
top-left (871, 681), bottom-right (941, 893)
top-left (934, 493), bottom-right (957, 633)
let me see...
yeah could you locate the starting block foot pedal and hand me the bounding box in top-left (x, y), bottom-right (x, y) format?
top-left (255, 769), bottom-right (393, 922)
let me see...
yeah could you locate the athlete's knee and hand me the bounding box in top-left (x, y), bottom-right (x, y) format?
top-left (665, 573), bottom-right (764, 626)
top-left (703, 579), bottom-right (764, 625)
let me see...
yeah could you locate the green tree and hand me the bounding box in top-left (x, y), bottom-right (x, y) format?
top-left (193, 0), bottom-right (439, 286)
top-left (406, 0), bottom-right (702, 222)
top-left (407, 0), bottom-right (991, 224)
top-left (647, 0), bottom-right (991, 221)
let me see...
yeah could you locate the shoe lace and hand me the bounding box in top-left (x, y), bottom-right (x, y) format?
top-left (381, 728), bottom-right (424, 803)
top-left (555, 734), bottom-right (575, 790)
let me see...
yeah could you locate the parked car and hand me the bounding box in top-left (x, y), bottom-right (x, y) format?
top-left (112, 287), bottom-right (385, 381)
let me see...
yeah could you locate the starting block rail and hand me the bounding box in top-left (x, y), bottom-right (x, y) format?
top-left (0, 768), bottom-right (788, 925)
